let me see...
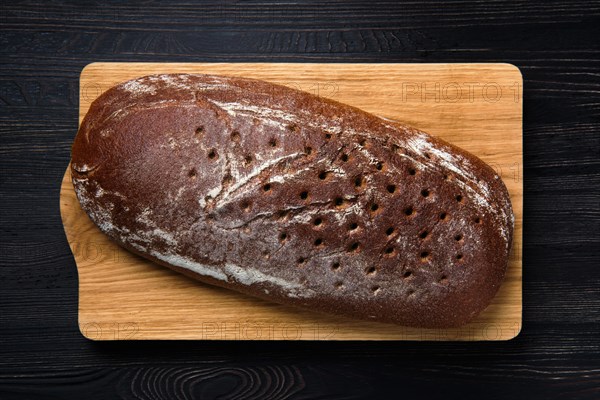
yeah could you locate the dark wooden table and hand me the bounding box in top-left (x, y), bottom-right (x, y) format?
top-left (1, 1), bottom-right (599, 399)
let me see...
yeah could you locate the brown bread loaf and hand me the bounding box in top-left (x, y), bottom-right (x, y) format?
top-left (71, 74), bottom-right (514, 328)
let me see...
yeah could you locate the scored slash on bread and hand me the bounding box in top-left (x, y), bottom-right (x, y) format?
top-left (71, 74), bottom-right (514, 328)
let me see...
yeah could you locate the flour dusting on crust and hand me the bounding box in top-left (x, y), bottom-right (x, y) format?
top-left (71, 73), bottom-right (515, 328)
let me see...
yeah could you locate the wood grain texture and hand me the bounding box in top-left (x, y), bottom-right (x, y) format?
top-left (1, 0), bottom-right (599, 398)
top-left (60, 62), bottom-right (522, 340)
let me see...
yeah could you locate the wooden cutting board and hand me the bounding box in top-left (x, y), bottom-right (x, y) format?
top-left (61, 62), bottom-right (523, 340)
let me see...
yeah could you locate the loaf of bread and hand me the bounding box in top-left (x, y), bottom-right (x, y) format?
top-left (71, 73), bottom-right (514, 328)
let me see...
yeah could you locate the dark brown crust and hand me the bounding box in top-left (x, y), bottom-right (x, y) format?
top-left (71, 73), bottom-right (514, 328)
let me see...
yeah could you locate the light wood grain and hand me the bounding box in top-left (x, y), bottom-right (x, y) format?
top-left (61, 62), bottom-right (522, 340)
